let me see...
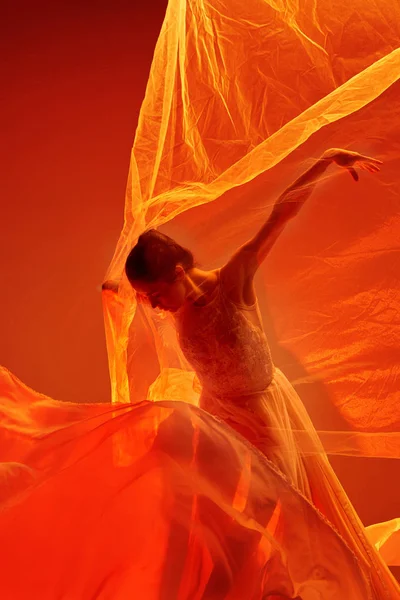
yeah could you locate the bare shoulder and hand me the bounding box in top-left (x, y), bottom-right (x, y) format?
top-left (220, 245), bottom-right (258, 306)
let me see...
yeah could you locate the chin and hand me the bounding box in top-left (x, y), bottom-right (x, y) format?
top-left (158, 305), bottom-right (177, 312)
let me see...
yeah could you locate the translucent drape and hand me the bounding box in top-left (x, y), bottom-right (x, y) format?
top-left (102, 0), bottom-right (400, 459)
top-left (1, 365), bottom-right (398, 598)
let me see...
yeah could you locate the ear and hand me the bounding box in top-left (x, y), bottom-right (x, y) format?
top-left (175, 264), bottom-right (185, 280)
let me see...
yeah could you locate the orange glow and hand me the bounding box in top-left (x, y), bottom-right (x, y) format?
top-left (104, 1), bottom-right (400, 462)
top-left (1, 0), bottom-right (400, 597)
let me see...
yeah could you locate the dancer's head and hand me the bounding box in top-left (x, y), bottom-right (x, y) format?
top-left (125, 229), bottom-right (194, 311)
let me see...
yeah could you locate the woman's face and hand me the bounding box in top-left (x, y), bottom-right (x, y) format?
top-left (131, 276), bottom-right (187, 312)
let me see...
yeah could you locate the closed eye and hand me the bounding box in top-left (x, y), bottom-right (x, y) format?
top-left (136, 293), bottom-right (153, 305)
top-left (135, 292), bottom-right (161, 305)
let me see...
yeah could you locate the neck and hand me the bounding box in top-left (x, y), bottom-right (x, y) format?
top-left (184, 268), bottom-right (219, 304)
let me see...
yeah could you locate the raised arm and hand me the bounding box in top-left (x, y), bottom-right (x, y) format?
top-left (221, 148), bottom-right (382, 305)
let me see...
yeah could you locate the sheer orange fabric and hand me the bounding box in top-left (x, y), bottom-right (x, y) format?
top-left (103, 0), bottom-right (400, 461)
top-left (0, 365), bottom-right (398, 598)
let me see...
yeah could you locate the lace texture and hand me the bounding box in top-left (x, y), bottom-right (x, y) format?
top-left (175, 270), bottom-right (274, 400)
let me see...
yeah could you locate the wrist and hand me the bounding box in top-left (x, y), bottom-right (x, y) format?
top-left (102, 280), bottom-right (120, 293)
top-left (322, 148), bottom-right (339, 162)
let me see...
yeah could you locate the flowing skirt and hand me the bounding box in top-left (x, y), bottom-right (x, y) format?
top-left (0, 365), bottom-right (399, 599)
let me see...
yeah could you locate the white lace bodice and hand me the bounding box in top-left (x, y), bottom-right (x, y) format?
top-left (174, 270), bottom-right (274, 399)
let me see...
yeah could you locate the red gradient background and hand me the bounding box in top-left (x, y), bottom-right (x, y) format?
top-left (2, 1), bottom-right (168, 403)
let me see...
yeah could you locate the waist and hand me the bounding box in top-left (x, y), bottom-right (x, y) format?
top-left (201, 365), bottom-right (276, 402)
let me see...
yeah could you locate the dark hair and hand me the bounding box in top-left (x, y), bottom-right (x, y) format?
top-left (125, 229), bottom-right (194, 283)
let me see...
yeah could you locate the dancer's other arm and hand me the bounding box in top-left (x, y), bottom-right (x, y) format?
top-left (221, 148), bottom-right (382, 305)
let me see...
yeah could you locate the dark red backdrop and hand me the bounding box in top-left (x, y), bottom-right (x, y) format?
top-left (2, 1), bottom-right (168, 403)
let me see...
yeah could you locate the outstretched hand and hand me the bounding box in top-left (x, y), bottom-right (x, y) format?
top-left (102, 280), bottom-right (120, 293)
top-left (323, 148), bottom-right (382, 181)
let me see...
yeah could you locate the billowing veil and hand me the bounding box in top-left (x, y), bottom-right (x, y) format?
top-left (104, 0), bottom-right (400, 459)
top-left (1, 0), bottom-right (400, 598)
